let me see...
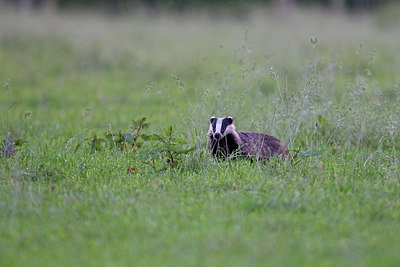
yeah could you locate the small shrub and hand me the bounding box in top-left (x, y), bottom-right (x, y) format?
top-left (144, 125), bottom-right (195, 171)
top-left (72, 117), bottom-right (149, 153)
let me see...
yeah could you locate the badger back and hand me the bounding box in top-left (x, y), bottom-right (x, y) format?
top-left (238, 131), bottom-right (287, 161)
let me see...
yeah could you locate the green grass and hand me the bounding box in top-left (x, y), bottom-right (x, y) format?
top-left (1, 7), bottom-right (400, 266)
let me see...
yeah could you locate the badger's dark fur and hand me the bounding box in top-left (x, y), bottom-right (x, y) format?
top-left (208, 116), bottom-right (288, 161)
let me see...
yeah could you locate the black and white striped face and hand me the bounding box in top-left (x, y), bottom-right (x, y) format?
top-left (209, 116), bottom-right (234, 140)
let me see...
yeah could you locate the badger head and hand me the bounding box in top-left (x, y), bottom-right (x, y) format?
top-left (208, 116), bottom-right (236, 140)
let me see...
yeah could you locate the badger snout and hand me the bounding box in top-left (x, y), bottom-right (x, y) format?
top-left (214, 133), bottom-right (222, 139)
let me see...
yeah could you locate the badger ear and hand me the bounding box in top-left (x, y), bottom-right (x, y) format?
top-left (210, 117), bottom-right (216, 123)
top-left (225, 116), bottom-right (233, 124)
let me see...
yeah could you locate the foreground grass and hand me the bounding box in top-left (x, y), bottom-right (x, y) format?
top-left (1, 7), bottom-right (400, 266)
top-left (1, 148), bottom-right (399, 266)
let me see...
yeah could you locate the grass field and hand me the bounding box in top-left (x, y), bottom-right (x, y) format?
top-left (1, 6), bottom-right (400, 266)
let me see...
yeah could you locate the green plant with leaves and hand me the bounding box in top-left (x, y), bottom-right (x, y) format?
top-left (72, 117), bottom-right (149, 153)
top-left (144, 125), bottom-right (195, 170)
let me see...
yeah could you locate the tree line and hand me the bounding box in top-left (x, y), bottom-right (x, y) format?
top-left (0, 0), bottom-right (393, 12)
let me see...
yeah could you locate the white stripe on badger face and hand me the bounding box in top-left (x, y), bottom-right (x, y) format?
top-left (215, 118), bottom-right (223, 135)
top-left (208, 123), bottom-right (214, 135)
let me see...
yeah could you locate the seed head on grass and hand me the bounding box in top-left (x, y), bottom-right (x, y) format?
top-left (310, 36), bottom-right (319, 49)
top-left (4, 79), bottom-right (9, 95)
top-left (269, 66), bottom-right (278, 80)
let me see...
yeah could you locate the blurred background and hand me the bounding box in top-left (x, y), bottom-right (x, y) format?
top-left (1, 0), bottom-right (400, 141)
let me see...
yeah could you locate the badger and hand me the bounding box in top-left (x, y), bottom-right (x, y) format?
top-left (208, 116), bottom-right (288, 162)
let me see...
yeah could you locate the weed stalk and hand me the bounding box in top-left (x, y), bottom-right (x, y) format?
top-left (4, 79), bottom-right (9, 135)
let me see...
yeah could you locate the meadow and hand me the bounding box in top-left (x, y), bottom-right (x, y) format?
top-left (1, 6), bottom-right (400, 266)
